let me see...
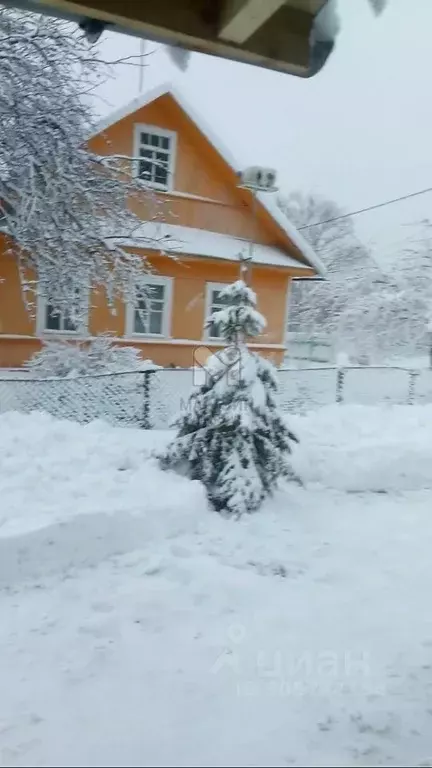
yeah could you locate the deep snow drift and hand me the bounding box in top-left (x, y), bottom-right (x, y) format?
top-left (1, 406), bottom-right (432, 766)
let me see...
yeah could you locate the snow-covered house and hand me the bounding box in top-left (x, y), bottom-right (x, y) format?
top-left (0, 83), bottom-right (323, 369)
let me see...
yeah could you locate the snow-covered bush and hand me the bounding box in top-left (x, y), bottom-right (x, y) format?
top-left (26, 335), bottom-right (158, 378)
top-left (159, 280), bottom-right (299, 516)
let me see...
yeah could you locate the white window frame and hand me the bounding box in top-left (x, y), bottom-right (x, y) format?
top-left (133, 124), bottom-right (177, 192)
top-left (36, 289), bottom-right (89, 338)
top-left (204, 282), bottom-right (230, 341)
top-left (125, 275), bottom-right (173, 339)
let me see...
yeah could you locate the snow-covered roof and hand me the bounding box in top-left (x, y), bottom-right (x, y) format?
top-left (92, 83), bottom-right (325, 277)
top-left (114, 221), bottom-right (312, 269)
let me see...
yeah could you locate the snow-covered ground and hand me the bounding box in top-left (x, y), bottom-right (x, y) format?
top-left (1, 406), bottom-right (432, 766)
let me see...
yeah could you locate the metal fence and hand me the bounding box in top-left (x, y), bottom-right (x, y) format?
top-left (285, 331), bottom-right (334, 364)
top-left (0, 366), bottom-right (431, 430)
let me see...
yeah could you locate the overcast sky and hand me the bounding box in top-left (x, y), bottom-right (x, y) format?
top-left (96, 0), bottom-right (432, 267)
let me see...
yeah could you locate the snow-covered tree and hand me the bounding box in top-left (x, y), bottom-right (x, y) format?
top-left (0, 6), bottom-right (167, 317)
top-left (159, 280), bottom-right (299, 517)
top-left (278, 191), bottom-right (403, 362)
top-left (278, 192), bottom-right (382, 329)
top-left (26, 334), bottom-right (158, 377)
top-left (278, 192), bottom-right (362, 275)
top-left (386, 219), bottom-right (432, 356)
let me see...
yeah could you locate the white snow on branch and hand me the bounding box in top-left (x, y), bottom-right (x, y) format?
top-left (0, 7), bottom-right (168, 313)
top-left (25, 335), bottom-right (160, 378)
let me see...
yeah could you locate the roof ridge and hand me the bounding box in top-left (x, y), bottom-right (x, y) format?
top-left (90, 81), bottom-right (174, 138)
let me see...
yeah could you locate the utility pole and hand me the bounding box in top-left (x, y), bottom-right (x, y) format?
top-left (239, 251), bottom-right (253, 286)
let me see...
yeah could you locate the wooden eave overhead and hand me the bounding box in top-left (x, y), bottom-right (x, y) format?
top-left (4, 0), bottom-right (333, 77)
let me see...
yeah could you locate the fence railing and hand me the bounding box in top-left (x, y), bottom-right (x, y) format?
top-left (0, 366), bottom-right (431, 430)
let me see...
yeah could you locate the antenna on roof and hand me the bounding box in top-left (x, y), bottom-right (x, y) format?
top-left (138, 39), bottom-right (146, 93)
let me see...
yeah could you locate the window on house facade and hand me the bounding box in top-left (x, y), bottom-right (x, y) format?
top-left (37, 287), bottom-right (87, 335)
top-left (45, 305), bottom-right (78, 333)
top-left (127, 277), bottom-right (172, 337)
top-left (205, 283), bottom-right (230, 339)
top-left (134, 125), bottom-right (176, 191)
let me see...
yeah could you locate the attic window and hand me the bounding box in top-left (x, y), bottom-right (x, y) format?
top-left (134, 124), bottom-right (176, 191)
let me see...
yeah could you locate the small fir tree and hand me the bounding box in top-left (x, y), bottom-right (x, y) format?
top-left (159, 280), bottom-right (299, 516)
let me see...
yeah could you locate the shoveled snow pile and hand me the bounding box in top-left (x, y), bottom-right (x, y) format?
top-left (292, 403), bottom-right (432, 492)
top-left (1, 404), bottom-right (431, 539)
top-left (0, 411), bottom-right (200, 539)
top-left (1, 405), bottom-right (432, 766)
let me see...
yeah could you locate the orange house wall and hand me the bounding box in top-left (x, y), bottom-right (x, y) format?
top-left (0, 93), bottom-right (312, 370)
top-left (0, 249), bottom-right (290, 368)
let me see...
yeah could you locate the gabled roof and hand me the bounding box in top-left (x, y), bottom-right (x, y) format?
top-left (92, 82), bottom-right (325, 277)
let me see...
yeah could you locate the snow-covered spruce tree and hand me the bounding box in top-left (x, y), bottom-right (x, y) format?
top-left (0, 6), bottom-right (166, 317)
top-left (159, 280), bottom-right (299, 516)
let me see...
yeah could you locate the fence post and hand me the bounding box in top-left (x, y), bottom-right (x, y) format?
top-left (142, 371), bottom-right (152, 429)
top-left (336, 367), bottom-right (345, 404)
top-left (407, 370), bottom-right (418, 406)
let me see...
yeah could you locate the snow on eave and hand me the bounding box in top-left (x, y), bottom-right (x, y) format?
top-left (90, 82), bottom-right (326, 277)
top-left (109, 221), bottom-right (312, 271)
top-left (256, 193), bottom-right (326, 277)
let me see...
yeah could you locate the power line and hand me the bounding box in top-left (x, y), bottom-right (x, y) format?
top-left (297, 184), bottom-right (432, 231)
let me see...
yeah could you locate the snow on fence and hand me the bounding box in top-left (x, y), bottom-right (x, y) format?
top-left (0, 366), bottom-right (431, 429)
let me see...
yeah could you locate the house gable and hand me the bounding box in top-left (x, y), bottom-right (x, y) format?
top-left (88, 85), bottom-right (323, 274)
top-left (89, 93), bottom-right (274, 247)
